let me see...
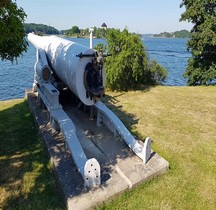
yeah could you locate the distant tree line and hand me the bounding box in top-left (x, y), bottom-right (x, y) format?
top-left (62, 26), bottom-right (108, 38)
top-left (24, 23), bottom-right (59, 35)
top-left (154, 30), bottom-right (191, 38)
top-left (24, 23), bottom-right (109, 38)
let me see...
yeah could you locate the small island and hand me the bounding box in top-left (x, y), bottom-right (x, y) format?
top-left (154, 30), bottom-right (191, 38)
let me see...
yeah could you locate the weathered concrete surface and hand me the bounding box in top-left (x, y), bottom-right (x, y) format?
top-left (27, 92), bottom-right (169, 210)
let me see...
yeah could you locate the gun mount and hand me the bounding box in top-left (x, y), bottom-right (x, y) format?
top-left (27, 33), bottom-right (168, 195)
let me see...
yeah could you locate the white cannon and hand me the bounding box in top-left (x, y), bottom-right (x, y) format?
top-left (28, 33), bottom-right (105, 106)
top-left (28, 33), bottom-right (105, 188)
top-left (28, 33), bottom-right (152, 189)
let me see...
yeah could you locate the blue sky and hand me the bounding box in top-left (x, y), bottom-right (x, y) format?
top-left (17, 0), bottom-right (192, 34)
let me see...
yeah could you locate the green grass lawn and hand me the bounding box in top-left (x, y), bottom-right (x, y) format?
top-left (98, 86), bottom-right (216, 210)
top-left (0, 99), bottom-right (65, 210)
top-left (0, 86), bottom-right (215, 210)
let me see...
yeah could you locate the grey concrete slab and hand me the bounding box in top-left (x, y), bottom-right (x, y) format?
top-left (27, 92), bottom-right (169, 210)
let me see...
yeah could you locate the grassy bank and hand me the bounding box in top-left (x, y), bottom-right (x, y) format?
top-left (0, 99), bottom-right (65, 210)
top-left (98, 86), bottom-right (216, 210)
top-left (0, 86), bottom-right (215, 210)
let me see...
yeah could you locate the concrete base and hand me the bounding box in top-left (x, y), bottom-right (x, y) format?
top-left (27, 92), bottom-right (169, 210)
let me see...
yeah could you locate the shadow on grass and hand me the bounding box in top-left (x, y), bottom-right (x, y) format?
top-left (7, 88), bottom-right (161, 208)
top-left (102, 90), bottom-right (151, 141)
top-left (0, 100), bottom-right (65, 210)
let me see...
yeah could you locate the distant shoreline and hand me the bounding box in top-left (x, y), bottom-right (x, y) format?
top-left (153, 29), bottom-right (191, 38)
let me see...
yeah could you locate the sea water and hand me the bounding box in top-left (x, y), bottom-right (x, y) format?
top-left (0, 37), bottom-right (191, 100)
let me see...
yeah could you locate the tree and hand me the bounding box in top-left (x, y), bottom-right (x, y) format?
top-left (0, 0), bottom-right (28, 62)
top-left (104, 28), bottom-right (167, 91)
top-left (24, 23), bottom-right (59, 35)
top-left (70, 26), bottom-right (80, 34)
top-left (180, 0), bottom-right (216, 85)
top-left (65, 26), bottom-right (80, 36)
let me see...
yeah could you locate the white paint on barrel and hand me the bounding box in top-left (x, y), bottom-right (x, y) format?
top-left (28, 33), bottom-right (104, 105)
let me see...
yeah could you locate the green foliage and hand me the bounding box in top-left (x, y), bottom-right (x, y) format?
top-left (24, 23), bottom-right (59, 35)
top-left (174, 30), bottom-right (191, 38)
top-left (105, 28), bottom-right (167, 91)
top-left (148, 60), bottom-right (167, 84)
top-left (70, 26), bottom-right (80, 34)
top-left (180, 0), bottom-right (216, 85)
top-left (0, 0), bottom-right (28, 62)
top-left (63, 26), bottom-right (108, 38)
top-left (154, 31), bottom-right (173, 38)
top-left (79, 28), bottom-right (90, 37)
top-left (65, 25), bottom-right (80, 36)
top-left (154, 30), bottom-right (191, 38)
top-left (93, 26), bottom-right (107, 38)
top-left (94, 43), bottom-right (107, 52)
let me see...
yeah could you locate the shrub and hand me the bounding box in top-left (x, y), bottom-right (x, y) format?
top-left (99, 28), bottom-right (167, 91)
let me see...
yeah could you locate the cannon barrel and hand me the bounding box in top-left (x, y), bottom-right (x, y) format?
top-left (28, 33), bottom-right (105, 106)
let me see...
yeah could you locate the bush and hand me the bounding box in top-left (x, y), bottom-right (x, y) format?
top-left (102, 28), bottom-right (167, 91)
top-left (148, 60), bottom-right (167, 84)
